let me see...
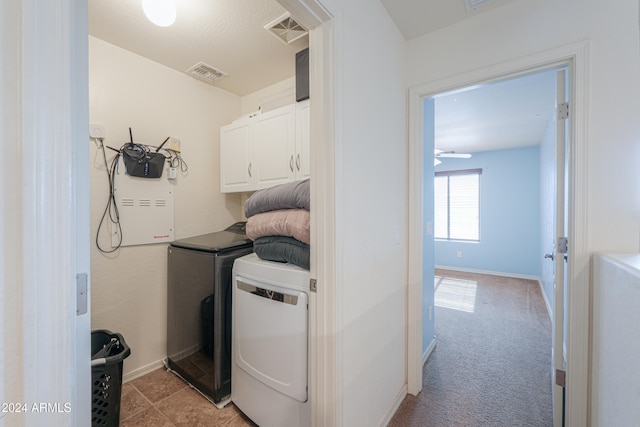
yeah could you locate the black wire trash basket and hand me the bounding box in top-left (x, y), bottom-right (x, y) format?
top-left (91, 330), bottom-right (131, 427)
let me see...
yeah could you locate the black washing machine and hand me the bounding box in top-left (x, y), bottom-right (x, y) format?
top-left (166, 222), bottom-right (252, 407)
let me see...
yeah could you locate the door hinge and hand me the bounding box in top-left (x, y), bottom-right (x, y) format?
top-left (556, 237), bottom-right (568, 254)
top-left (558, 102), bottom-right (569, 120)
top-left (555, 368), bottom-right (566, 387)
top-left (310, 278), bottom-right (317, 293)
top-left (76, 273), bottom-right (88, 315)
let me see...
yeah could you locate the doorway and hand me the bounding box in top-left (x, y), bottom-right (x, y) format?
top-left (429, 67), bottom-right (561, 424)
top-left (406, 42), bottom-right (591, 425)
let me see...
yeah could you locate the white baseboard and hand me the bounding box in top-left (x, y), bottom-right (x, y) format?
top-left (123, 359), bottom-right (166, 383)
top-left (379, 384), bottom-right (408, 427)
top-left (382, 337), bottom-right (437, 426)
top-left (537, 278), bottom-right (553, 320)
top-left (435, 265), bottom-right (539, 281)
top-left (422, 336), bottom-right (437, 366)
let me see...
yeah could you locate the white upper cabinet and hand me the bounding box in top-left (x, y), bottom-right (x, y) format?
top-left (220, 101), bottom-right (310, 193)
top-left (253, 104), bottom-right (296, 189)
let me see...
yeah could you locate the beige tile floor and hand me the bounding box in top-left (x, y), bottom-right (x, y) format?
top-left (119, 368), bottom-right (257, 427)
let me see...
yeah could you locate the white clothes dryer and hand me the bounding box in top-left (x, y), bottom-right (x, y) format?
top-left (231, 253), bottom-right (310, 427)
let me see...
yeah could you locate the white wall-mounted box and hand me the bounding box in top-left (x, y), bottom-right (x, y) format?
top-left (112, 157), bottom-right (174, 247)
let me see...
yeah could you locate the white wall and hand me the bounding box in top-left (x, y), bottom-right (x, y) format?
top-left (1, 1), bottom-right (24, 421)
top-left (89, 37), bottom-right (244, 378)
top-left (321, 0), bottom-right (409, 425)
top-left (240, 76), bottom-right (296, 115)
top-left (0, 2), bottom-right (24, 418)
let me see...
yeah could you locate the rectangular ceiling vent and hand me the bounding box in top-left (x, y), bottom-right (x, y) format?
top-left (264, 12), bottom-right (308, 45)
top-left (464, 0), bottom-right (496, 12)
top-left (186, 62), bottom-right (228, 84)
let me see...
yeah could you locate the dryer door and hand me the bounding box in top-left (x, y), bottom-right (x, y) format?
top-left (233, 276), bottom-right (308, 402)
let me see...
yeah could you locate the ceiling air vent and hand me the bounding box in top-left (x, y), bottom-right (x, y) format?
top-left (264, 12), bottom-right (308, 45)
top-left (186, 62), bottom-right (227, 85)
top-left (464, 0), bottom-right (496, 12)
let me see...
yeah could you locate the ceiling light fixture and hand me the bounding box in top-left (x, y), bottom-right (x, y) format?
top-left (435, 149), bottom-right (472, 159)
top-left (142, 0), bottom-right (176, 27)
top-left (434, 148), bottom-right (472, 165)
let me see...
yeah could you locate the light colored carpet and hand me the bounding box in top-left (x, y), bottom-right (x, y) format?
top-left (389, 269), bottom-right (553, 427)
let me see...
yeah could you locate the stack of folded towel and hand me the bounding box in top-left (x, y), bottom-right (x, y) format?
top-left (244, 179), bottom-right (310, 270)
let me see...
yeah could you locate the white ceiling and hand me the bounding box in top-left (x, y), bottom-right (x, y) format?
top-left (435, 69), bottom-right (558, 154)
top-left (89, 0), bottom-right (556, 154)
top-left (380, 0), bottom-right (517, 40)
top-left (89, 0), bottom-right (309, 97)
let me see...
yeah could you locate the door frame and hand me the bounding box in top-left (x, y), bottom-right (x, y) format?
top-left (274, 1), bottom-right (336, 426)
top-left (407, 41), bottom-right (590, 425)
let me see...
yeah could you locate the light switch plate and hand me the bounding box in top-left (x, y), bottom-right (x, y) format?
top-left (90, 123), bottom-right (106, 139)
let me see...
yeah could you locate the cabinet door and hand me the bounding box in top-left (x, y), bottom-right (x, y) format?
top-left (253, 104), bottom-right (295, 189)
top-left (295, 100), bottom-right (311, 180)
top-left (220, 119), bottom-right (253, 193)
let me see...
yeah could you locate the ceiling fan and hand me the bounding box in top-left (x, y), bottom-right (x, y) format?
top-left (434, 149), bottom-right (472, 165)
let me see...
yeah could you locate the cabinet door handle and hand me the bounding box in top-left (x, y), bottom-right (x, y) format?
top-left (296, 154), bottom-right (301, 171)
top-left (248, 162), bottom-right (252, 177)
top-left (290, 155), bottom-right (294, 172)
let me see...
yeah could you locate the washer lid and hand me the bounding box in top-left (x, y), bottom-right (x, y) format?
top-left (170, 223), bottom-right (252, 253)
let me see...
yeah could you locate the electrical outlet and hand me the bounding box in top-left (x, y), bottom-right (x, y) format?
top-left (167, 137), bottom-right (181, 152)
top-left (457, 251), bottom-right (462, 258)
top-left (425, 221), bottom-right (433, 236)
top-left (394, 225), bottom-right (401, 244)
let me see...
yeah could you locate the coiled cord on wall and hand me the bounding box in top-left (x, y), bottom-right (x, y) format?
top-left (95, 139), bottom-right (123, 253)
top-left (167, 149), bottom-right (188, 173)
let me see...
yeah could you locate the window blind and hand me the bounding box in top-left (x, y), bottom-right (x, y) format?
top-left (434, 168), bottom-right (481, 241)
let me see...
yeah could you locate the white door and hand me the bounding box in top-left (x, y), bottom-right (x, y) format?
top-left (551, 69), bottom-right (568, 427)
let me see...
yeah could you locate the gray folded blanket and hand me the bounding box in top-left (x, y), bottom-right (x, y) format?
top-left (245, 179), bottom-right (310, 218)
top-left (252, 236), bottom-right (310, 270)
